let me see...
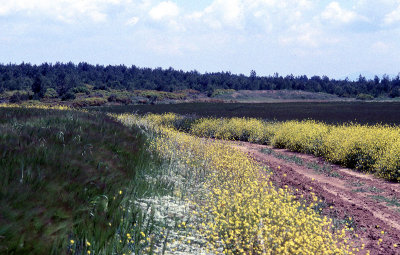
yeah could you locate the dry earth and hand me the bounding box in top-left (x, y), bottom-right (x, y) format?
top-left (230, 141), bottom-right (400, 255)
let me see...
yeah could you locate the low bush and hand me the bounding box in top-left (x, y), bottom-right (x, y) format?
top-left (43, 88), bottom-right (58, 98)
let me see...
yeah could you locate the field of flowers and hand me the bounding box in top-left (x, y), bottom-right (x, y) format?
top-left (116, 113), bottom-right (355, 254)
top-left (187, 116), bottom-right (400, 182)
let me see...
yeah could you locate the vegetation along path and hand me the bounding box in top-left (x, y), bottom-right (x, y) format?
top-left (231, 141), bottom-right (400, 255)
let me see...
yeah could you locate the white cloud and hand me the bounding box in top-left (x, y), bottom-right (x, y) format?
top-left (384, 5), bottom-right (400, 25)
top-left (372, 41), bottom-right (391, 53)
top-left (0, 0), bottom-right (125, 22)
top-left (280, 23), bottom-right (323, 48)
top-left (321, 2), bottom-right (367, 24)
top-left (187, 0), bottom-right (244, 29)
top-left (205, 0), bottom-right (243, 27)
top-left (126, 16), bottom-right (140, 26)
top-left (186, 0), bottom-right (314, 31)
top-left (144, 33), bottom-right (200, 56)
top-left (148, 1), bottom-right (179, 21)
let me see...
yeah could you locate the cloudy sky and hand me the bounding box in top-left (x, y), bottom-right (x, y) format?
top-left (1, 0), bottom-right (400, 79)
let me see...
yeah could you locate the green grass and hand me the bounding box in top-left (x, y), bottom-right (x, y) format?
top-left (352, 186), bottom-right (383, 193)
top-left (349, 181), bottom-right (365, 187)
top-left (369, 195), bottom-right (400, 207)
top-left (305, 162), bottom-right (342, 178)
top-left (261, 147), bottom-right (304, 165)
top-left (0, 107), bottom-right (172, 254)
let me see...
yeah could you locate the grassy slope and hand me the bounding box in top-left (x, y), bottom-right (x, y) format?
top-left (0, 108), bottom-right (162, 254)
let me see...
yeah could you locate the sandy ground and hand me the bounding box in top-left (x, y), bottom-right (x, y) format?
top-left (230, 141), bottom-right (400, 255)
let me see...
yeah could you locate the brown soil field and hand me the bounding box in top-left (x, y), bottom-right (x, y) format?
top-left (231, 141), bottom-right (400, 255)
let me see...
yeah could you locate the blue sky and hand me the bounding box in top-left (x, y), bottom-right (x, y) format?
top-left (1, 0), bottom-right (400, 79)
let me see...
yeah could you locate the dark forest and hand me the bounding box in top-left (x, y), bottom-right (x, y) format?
top-left (1, 62), bottom-right (400, 99)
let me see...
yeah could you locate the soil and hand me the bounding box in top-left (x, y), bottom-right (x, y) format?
top-left (230, 141), bottom-right (400, 255)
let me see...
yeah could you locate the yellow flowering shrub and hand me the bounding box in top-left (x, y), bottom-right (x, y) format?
top-left (322, 124), bottom-right (397, 172)
top-left (187, 116), bottom-right (400, 182)
top-left (190, 117), bottom-right (279, 144)
top-left (272, 120), bottom-right (330, 156)
top-left (140, 112), bottom-right (185, 129)
top-left (375, 138), bottom-right (400, 180)
top-left (115, 113), bottom-right (352, 254)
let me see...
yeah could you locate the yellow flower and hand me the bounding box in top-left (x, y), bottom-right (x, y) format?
top-left (70, 240), bottom-right (75, 245)
top-left (115, 113), bottom-right (354, 254)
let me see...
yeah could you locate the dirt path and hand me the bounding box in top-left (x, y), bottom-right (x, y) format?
top-left (230, 141), bottom-right (400, 255)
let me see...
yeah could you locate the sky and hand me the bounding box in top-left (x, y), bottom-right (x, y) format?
top-left (1, 0), bottom-right (400, 79)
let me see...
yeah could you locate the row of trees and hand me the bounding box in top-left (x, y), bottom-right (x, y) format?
top-left (1, 62), bottom-right (400, 99)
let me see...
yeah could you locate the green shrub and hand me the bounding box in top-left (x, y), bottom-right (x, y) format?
top-left (43, 88), bottom-right (58, 98)
top-left (61, 91), bottom-right (76, 101)
top-left (9, 92), bottom-right (30, 103)
top-left (134, 90), bottom-right (186, 100)
top-left (73, 86), bottom-right (90, 94)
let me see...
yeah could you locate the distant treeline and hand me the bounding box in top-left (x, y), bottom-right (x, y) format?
top-left (1, 62), bottom-right (400, 99)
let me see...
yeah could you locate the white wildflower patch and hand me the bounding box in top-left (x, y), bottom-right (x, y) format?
top-left (136, 195), bottom-right (209, 254)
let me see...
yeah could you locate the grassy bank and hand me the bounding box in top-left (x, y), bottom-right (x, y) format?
top-left (0, 107), bottom-right (173, 254)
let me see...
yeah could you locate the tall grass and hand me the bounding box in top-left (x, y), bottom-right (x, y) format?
top-left (0, 107), bottom-right (173, 254)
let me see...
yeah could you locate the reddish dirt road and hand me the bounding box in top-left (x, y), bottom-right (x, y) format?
top-left (231, 141), bottom-right (400, 255)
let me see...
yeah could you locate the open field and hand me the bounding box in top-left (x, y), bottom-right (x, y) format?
top-left (2, 105), bottom-right (400, 254)
top-left (95, 101), bottom-right (400, 125)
